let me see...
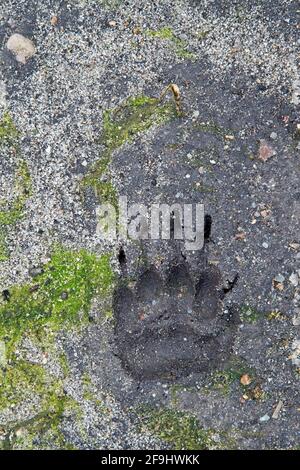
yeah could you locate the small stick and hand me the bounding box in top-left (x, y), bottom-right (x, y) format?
top-left (272, 400), bottom-right (283, 419)
top-left (159, 83), bottom-right (182, 114)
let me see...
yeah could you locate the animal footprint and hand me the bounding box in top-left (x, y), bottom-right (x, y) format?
top-left (114, 251), bottom-right (239, 381)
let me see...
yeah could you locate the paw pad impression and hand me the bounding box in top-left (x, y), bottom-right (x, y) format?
top-left (114, 262), bottom-right (239, 380)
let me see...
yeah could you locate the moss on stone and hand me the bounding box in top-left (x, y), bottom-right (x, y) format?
top-left (0, 112), bottom-right (19, 145)
top-left (139, 407), bottom-right (233, 450)
top-left (83, 94), bottom-right (177, 205)
top-left (0, 376), bottom-right (81, 449)
top-left (0, 231), bottom-right (9, 262)
top-left (81, 372), bottom-right (95, 401)
top-left (0, 159), bottom-right (32, 226)
top-left (208, 358), bottom-right (261, 399)
top-left (102, 95), bottom-right (176, 150)
top-left (0, 159), bottom-right (32, 261)
top-left (0, 247), bottom-right (114, 433)
top-left (91, 179), bottom-right (118, 207)
top-left (147, 27), bottom-right (195, 60)
top-left (59, 353), bottom-right (70, 378)
top-left (0, 244), bottom-right (114, 445)
top-left (170, 384), bottom-right (197, 407)
top-left (0, 358), bottom-right (46, 410)
top-left (196, 30), bottom-right (210, 40)
top-left (240, 304), bottom-right (263, 323)
top-left (209, 364), bottom-right (248, 396)
top-left (0, 353), bottom-right (78, 418)
top-left (0, 248), bottom-right (114, 355)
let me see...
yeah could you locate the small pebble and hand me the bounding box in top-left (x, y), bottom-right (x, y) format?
top-left (258, 140), bottom-right (276, 162)
top-left (6, 33), bottom-right (36, 64)
top-left (289, 273), bottom-right (299, 287)
top-left (29, 266), bottom-right (44, 277)
top-left (270, 132), bottom-right (277, 140)
top-left (274, 274), bottom-right (285, 283)
top-left (50, 16), bottom-right (59, 26)
top-left (259, 414), bottom-right (270, 423)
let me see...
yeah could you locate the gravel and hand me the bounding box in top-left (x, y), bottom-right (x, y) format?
top-left (0, 0), bottom-right (299, 450)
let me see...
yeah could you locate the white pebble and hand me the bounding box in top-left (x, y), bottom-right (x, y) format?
top-left (289, 272), bottom-right (299, 287)
top-left (259, 414), bottom-right (270, 423)
top-left (270, 132), bottom-right (277, 140)
top-left (6, 33), bottom-right (36, 64)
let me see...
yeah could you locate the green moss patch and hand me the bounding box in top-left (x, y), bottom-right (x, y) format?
top-left (208, 358), bottom-right (263, 400)
top-left (0, 248), bottom-right (114, 354)
top-left (0, 372), bottom-right (80, 448)
top-left (147, 27), bottom-right (195, 60)
top-left (0, 112), bottom-right (19, 145)
top-left (195, 30), bottom-right (211, 40)
top-left (0, 159), bottom-right (32, 226)
top-left (83, 95), bottom-right (177, 204)
top-left (139, 407), bottom-right (233, 450)
top-left (103, 95), bottom-right (176, 150)
top-left (0, 232), bottom-right (8, 263)
top-left (240, 304), bottom-right (264, 324)
top-left (0, 359), bottom-right (46, 411)
top-left (209, 362), bottom-right (250, 396)
top-left (0, 248), bottom-right (114, 434)
top-left (0, 113), bottom-right (31, 261)
top-left (0, 156), bottom-right (32, 261)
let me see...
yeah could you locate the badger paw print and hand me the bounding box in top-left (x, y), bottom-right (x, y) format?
top-left (114, 257), bottom-right (239, 381)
